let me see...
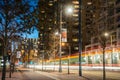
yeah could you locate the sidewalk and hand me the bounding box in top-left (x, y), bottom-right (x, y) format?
top-left (0, 67), bottom-right (120, 80)
top-left (18, 67), bottom-right (86, 80)
top-left (0, 68), bottom-right (85, 80)
top-left (36, 71), bottom-right (86, 80)
top-left (0, 71), bottom-right (24, 80)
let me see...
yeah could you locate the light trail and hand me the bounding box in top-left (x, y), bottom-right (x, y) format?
top-left (28, 64), bottom-right (120, 71)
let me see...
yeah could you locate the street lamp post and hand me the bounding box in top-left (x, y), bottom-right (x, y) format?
top-left (55, 31), bottom-right (62, 72)
top-left (59, 34), bottom-right (62, 72)
top-left (68, 45), bottom-right (71, 74)
top-left (110, 35), bottom-right (113, 66)
top-left (102, 45), bottom-right (106, 80)
top-left (53, 36), bottom-right (56, 71)
top-left (58, 2), bottom-right (73, 72)
top-left (42, 52), bottom-right (44, 71)
top-left (58, 3), bottom-right (63, 72)
top-left (100, 32), bottom-right (109, 80)
top-left (78, 0), bottom-right (82, 76)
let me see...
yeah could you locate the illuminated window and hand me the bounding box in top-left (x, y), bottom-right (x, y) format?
top-left (74, 5), bottom-right (79, 8)
top-left (40, 34), bottom-right (43, 36)
top-left (87, 2), bottom-right (92, 5)
top-left (74, 9), bottom-right (79, 13)
top-left (73, 14), bottom-right (78, 17)
top-left (72, 1), bottom-right (79, 4)
top-left (72, 38), bottom-right (78, 42)
top-left (74, 47), bottom-right (78, 50)
top-left (41, 11), bottom-right (45, 13)
top-left (48, 3), bottom-right (53, 6)
top-left (48, 27), bottom-right (52, 30)
top-left (48, 1), bottom-right (53, 6)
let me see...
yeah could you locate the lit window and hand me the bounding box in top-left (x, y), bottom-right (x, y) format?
top-left (74, 47), bottom-right (79, 50)
top-left (74, 5), bottom-right (79, 8)
top-left (54, 21), bottom-right (56, 24)
top-left (73, 14), bottom-right (78, 17)
top-left (72, 1), bottom-right (79, 4)
top-left (41, 11), bottom-right (45, 13)
top-left (72, 38), bottom-right (78, 42)
top-left (74, 10), bottom-right (79, 13)
top-left (48, 1), bottom-right (53, 6)
top-left (48, 3), bottom-right (53, 6)
top-left (74, 22), bottom-right (79, 25)
top-left (48, 27), bottom-right (52, 30)
top-left (87, 2), bottom-right (92, 5)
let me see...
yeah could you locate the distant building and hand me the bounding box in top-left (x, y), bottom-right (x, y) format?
top-left (19, 38), bottom-right (39, 64)
top-left (8, 38), bottom-right (39, 65)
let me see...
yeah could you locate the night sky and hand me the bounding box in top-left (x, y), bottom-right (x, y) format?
top-left (22, 0), bottom-right (39, 38)
top-left (22, 28), bottom-right (39, 38)
top-left (0, 0), bottom-right (39, 38)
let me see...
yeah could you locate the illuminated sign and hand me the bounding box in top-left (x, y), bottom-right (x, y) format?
top-left (61, 28), bottom-right (67, 42)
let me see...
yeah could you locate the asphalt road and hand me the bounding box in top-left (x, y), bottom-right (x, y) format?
top-left (0, 70), bottom-right (56, 80)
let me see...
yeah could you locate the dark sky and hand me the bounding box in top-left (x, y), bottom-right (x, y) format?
top-left (22, 0), bottom-right (39, 38)
top-left (0, 0), bottom-right (39, 38)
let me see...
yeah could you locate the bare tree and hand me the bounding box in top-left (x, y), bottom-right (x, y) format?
top-left (0, 0), bottom-right (37, 79)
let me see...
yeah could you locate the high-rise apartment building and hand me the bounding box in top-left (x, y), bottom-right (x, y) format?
top-left (81, 0), bottom-right (100, 48)
top-left (63, 0), bottom-right (80, 54)
top-left (38, 0), bottom-right (80, 56)
top-left (38, 0), bottom-right (120, 57)
top-left (91, 0), bottom-right (120, 45)
top-left (37, 0), bottom-right (65, 61)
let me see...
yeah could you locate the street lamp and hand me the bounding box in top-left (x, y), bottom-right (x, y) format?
top-left (99, 32), bottom-right (114, 80)
top-left (58, 4), bottom-right (73, 72)
top-left (55, 30), bottom-right (62, 72)
top-left (65, 6), bottom-right (73, 15)
top-left (100, 32), bottom-right (109, 80)
top-left (68, 45), bottom-right (71, 74)
top-left (104, 32), bottom-right (109, 37)
top-left (55, 31), bottom-right (62, 72)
